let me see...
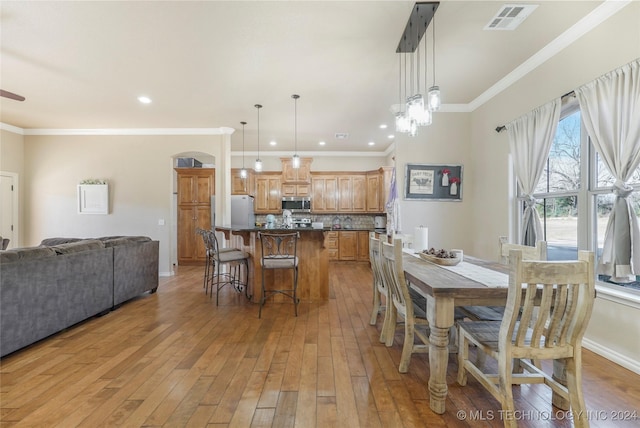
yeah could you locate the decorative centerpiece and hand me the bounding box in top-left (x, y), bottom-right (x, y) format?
top-left (419, 247), bottom-right (461, 266)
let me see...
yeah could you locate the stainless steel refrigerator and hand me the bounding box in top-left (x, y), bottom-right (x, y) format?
top-left (230, 195), bottom-right (256, 228)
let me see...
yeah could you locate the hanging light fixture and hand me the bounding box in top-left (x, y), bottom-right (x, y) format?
top-left (395, 2), bottom-right (438, 135)
top-left (427, 7), bottom-right (441, 112)
top-left (416, 19), bottom-right (432, 127)
top-left (291, 94), bottom-right (300, 169)
top-left (240, 121), bottom-right (247, 178)
top-left (254, 104), bottom-right (263, 172)
top-left (395, 54), bottom-right (411, 133)
top-left (406, 15), bottom-right (424, 123)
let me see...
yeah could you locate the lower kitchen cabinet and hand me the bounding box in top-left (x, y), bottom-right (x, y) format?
top-left (328, 230), bottom-right (371, 262)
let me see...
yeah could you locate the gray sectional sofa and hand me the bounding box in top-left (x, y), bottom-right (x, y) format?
top-left (0, 236), bottom-right (159, 357)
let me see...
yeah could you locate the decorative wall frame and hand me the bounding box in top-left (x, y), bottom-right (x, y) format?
top-left (404, 163), bottom-right (463, 201)
top-left (78, 184), bottom-right (109, 214)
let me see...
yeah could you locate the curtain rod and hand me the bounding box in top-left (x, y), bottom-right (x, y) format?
top-left (495, 90), bottom-right (576, 133)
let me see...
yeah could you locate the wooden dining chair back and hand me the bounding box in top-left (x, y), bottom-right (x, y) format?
top-left (498, 236), bottom-right (547, 264)
top-left (369, 233), bottom-right (394, 342)
top-left (258, 231), bottom-right (300, 318)
top-left (380, 238), bottom-right (430, 373)
top-left (457, 249), bottom-right (596, 428)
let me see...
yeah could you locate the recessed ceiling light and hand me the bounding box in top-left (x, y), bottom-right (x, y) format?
top-left (319, 141), bottom-right (326, 146)
top-left (388, 134), bottom-right (395, 139)
top-left (138, 96), bottom-right (152, 104)
top-left (368, 141), bottom-right (375, 146)
top-left (379, 124), bottom-right (388, 129)
top-left (269, 141), bottom-right (277, 146)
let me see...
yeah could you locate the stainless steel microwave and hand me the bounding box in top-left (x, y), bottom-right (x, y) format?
top-left (281, 196), bottom-right (311, 213)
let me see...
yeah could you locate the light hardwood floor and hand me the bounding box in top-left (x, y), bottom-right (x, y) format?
top-left (1, 263), bottom-right (639, 427)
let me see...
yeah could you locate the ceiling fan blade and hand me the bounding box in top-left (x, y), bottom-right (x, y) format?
top-left (0, 90), bottom-right (26, 101)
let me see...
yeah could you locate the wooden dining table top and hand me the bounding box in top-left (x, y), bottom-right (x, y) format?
top-left (403, 253), bottom-right (511, 303)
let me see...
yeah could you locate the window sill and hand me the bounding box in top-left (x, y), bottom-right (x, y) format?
top-left (595, 283), bottom-right (640, 309)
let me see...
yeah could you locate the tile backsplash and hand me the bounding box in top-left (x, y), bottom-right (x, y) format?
top-left (255, 214), bottom-right (385, 229)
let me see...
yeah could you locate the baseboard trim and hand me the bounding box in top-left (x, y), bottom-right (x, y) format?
top-left (583, 337), bottom-right (640, 375)
top-left (159, 271), bottom-right (173, 277)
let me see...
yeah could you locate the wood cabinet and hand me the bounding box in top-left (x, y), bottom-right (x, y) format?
top-left (311, 175), bottom-right (338, 213)
top-left (357, 231), bottom-right (370, 261)
top-left (231, 168), bottom-right (254, 196)
top-left (326, 231), bottom-right (339, 261)
top-left (177, 169), bottom-right (214, 205)
top-left (328, 230), bottom-right (370, 262)
top-left (282, 184), bottom-right (310, 197)
top-left (366, 167), bottom-right (394, 213)
top-left (338, 174), bottom-right (366, 213)
top-left (281, 157), bottom-right (312, 183)
top-left (176, 168), bottom-right (214, 265)
top-left (338, 231), bottom-right (358, 261)
top-left (255, 173), bottom-right (282, 213)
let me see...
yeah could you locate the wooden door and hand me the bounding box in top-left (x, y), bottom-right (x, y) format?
top-left (176, 168), bottom-right (214, 265)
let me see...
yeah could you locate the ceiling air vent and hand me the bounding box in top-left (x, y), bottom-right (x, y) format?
top-left (484, 4), bottom-right (538, 31)
top-left (334, 133), bottom-right (349, 140)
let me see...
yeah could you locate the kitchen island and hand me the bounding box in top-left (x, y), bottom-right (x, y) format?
top-left (215, 226), bottom-right (330, 303)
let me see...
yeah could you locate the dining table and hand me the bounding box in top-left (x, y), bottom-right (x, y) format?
top-left (402, 250), bottom-right (569, 415)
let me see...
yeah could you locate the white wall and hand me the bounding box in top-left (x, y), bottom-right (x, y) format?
top-left (0, 129), bottom-right (25, 246)
top-left (22, 133), bottom-right (228, 275)
top-left (467, 4), bottom-right (640, 372)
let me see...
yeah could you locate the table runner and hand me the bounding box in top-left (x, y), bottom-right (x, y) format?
top-left (404, 248), bottom-right (508, 288)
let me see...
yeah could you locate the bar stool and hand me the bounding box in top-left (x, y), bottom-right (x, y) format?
top-left (258, 231), bottom-right (299, 318)
top-left (205, 230), bottom-right (250, 305)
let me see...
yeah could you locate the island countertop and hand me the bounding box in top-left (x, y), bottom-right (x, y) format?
top-left (215, 226), bottom-right (329, 303)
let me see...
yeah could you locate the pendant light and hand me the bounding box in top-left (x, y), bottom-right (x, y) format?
top-left (291, 94), bottom-right (300, 169)
top-left (406, 15), bottom-right (424, 123)
top-left (395, 54), bottom-right (411, 133)
top-left (240, 121), bottom-right (247, 178)
top-left (254, 104), bottom-right (263, 172)
top-left (427, 9), bottom-right (441, 111)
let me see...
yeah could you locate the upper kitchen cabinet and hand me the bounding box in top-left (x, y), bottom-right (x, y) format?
top-left (231, 168), bottom-right (255, 196)
top-left (338, 174), bottom-right (366, 213)
top-left (255, 173), bottom-right (282, 213)
top-left (281, 157), bottom-right (312, 183)
top-left (311, 174), bottom-right (338, 213)
top-left (176, 168), bottom-right (215, 205)
top-left (366, 167), bottom-right (393, 213)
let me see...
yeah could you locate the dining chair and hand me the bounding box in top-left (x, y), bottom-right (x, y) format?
top-left (498, 236), bottom-right (547, 264)
top-left (380, 238), bottom-right (430, 373)
top-left (457, 249), bottom-right (595, 428)
top-left (205, 230), bottom-right (250, 305)
top-left (258, 231), bottom-right (300, 318)
top-left (368, 233), bottom-right (394, 342)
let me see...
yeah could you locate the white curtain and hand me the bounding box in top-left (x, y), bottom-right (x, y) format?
top-left (575, 59), bottom-right (640, 281)
top-left (506, 99), bottom-right (562, 246)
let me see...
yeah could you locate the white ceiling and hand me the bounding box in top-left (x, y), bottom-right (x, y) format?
top-left (0, 1), bottom-right (625, 154)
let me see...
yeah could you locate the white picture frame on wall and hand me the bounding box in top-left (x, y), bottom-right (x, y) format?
top-left (78, 184), bottom-right (109, 214)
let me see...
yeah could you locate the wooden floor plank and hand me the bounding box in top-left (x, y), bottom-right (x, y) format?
top-left (1, 263), bottom-right (638, 428)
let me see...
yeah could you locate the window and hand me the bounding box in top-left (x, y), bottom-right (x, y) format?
top-left (522, 100), bottom-right (640, 292)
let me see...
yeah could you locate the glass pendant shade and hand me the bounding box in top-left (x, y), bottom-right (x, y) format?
top-left (395, 112), bottom-right (411, 133)
top-left (292, 154), bottom-right (300, 169)
top-left (428, 86), bottom-right (441, 111)
top-left (254, 159), bottom-right (262, 172)
top-left (406, 94), bottom-right (425, 121)
top-left (408, 118), bottom-right (418, 137)
top-left (240, 168), bottom-right (247, 178)
top-left (415, 106), bottom-right (432, 126)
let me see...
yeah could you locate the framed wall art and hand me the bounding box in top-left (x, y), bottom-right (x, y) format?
top-left (404, 163), bottom-right (463, 201)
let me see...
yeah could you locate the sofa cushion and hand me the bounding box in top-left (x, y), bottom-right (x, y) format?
top-left (102, 236), bottom-right (152, 247)
top-left (15, 247), bottom-right (57, 260)
top-left (0, 251), bottom-right (20, 264)
top-left (40, 237), bottom-right (83, 246)
top-left (51, 239), bottom-right (105, 254)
